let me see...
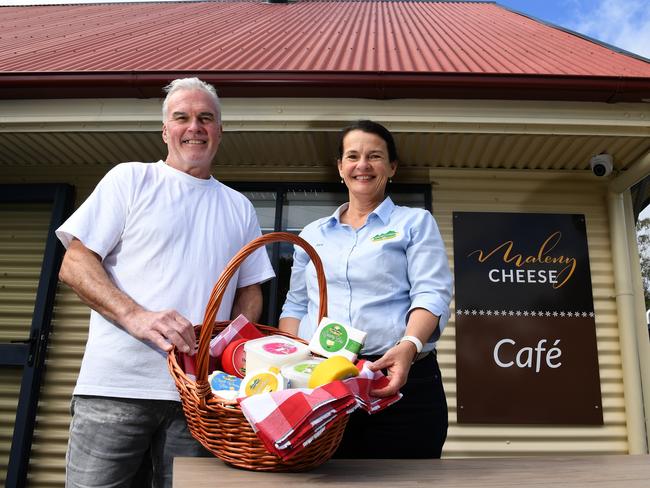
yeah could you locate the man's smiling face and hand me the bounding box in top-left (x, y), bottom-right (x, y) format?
top-left (162, 88), bottom-right (222, 179)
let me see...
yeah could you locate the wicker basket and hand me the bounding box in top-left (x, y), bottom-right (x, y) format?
top-left (167, 232), bottom-right (348, 471)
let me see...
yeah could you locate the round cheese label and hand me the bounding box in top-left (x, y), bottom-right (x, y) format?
top-left (243, 372), bottom-right (280, 396)
top-left (262, 341), bottom-right (298, 355)
top-left (209, 371), bottom-right (242, 392)
top-left (319, 323), bottom-right (348, 353)
top-left (293, 362), bottom-right (319, 375)
top-left (231, 341), bottom-right (247, 376)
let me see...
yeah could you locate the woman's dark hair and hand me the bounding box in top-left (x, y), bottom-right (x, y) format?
top-left (337, 120), bottom-right (398, 163)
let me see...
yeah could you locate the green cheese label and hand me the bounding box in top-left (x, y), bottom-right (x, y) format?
top-left (319, 322), bottom-right (348, 353)
top-left (294, 362), bottom-right (318, 375)
top-left (345, 339), bottom-right (362, 354)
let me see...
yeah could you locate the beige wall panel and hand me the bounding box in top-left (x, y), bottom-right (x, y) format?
top-left (430, 169), bottom-right (625, 458)
top-left (0, 369), bottom-right (22, 485)
top-left (0, 202), bottom-right (53, 484)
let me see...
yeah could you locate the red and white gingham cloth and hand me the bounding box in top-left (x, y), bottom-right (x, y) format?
top-left (179, 314), bottom-right (262, 380)
top-left (238, 361), bottom-right (402, 461)
top-left (343, 360), bottom-right (401, 412)
top-left (209, 313), bottom-right (264, 357)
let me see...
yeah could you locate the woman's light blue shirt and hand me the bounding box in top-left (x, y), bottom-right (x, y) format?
top-left (280, 197), bottom-right (453, 355)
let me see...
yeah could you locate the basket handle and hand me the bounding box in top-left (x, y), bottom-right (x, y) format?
top-left (195, 231), bottom-right (328, 386)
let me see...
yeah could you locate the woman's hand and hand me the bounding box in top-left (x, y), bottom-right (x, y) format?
top-left (367, 341), bottom-right (418, 397)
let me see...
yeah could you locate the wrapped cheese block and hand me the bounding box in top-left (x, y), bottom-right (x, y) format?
top-left (281, 358), bottom-right (324, 389)
top-left (244, 335), bottom-right (310, 373)
top-left (308, 317), bottom-right (367, 362)
top-left (239, 367), bottom-right (287, 397)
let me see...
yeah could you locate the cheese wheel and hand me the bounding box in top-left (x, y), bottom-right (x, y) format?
top-left (281, 358), bottom-right (324, 389)
top-left (208, 370), bottom-right (242, 393)
top-left (212, 389), bottom-right (239, 401)
top-left (308, 356), bottom-right (359, 388)
top-left (239, 367), bottom-right (286, 397)
top-left (221, 338), bottom-right (248, 378)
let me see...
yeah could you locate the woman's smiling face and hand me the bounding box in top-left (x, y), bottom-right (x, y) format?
top-left (338, 129), bottom-right (397, 204)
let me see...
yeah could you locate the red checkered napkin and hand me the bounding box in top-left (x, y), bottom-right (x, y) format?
top-left (344, 360), bottom-right (403, 412)
top-left (209, 314), bottom-right (263, 358)
top-left (179, 315), bottom-right (261, 381)
top-left (180, 352), bottom-right (197, 381)
top-left (238, 365), bottom-right (402, 460)
top-left (179, 348), bottom-right (220, 382)
top-left (239, 381), bottom-right (357, 461)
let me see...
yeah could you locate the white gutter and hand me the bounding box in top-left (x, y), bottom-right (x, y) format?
top-left (606, 149), bottom-right (650, 454)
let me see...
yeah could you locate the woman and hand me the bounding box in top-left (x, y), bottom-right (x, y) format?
top-left (279, 120), bottom-right (453, 458)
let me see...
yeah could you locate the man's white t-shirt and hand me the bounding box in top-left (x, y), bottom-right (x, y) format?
top-left (56, 161), bottom-right (275, 400)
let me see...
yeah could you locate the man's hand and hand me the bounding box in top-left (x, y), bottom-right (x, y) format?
top-left (122, 309), bottom-right (196, 354)
top-left (367, 341), bottom-right (417, 397)
top-left (60, 239), bottom-right (196, 354)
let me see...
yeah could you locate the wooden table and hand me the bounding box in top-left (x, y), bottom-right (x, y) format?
top-left (174, 454), bottom-right (650, 487)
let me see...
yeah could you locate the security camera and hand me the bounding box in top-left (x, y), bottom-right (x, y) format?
top-left (589, 154), bottom-right (613, 177)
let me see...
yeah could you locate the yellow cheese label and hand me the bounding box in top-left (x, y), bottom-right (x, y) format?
top-left (244, 372), bottom-right (280, 396)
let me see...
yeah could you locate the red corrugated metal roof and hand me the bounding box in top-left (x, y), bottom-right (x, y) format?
top-left (0, 0), bottom-right (649, 100)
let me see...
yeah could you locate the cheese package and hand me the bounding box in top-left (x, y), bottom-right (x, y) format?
top-left (281, 358), bottom-right (324, 389)
top-left (208, 370), bottom-right (242, 400)
top-left (239, 367), bottom-right (287, 397)
top-left (308, 317), bottom-right (367, 362)
top-left (221, 338), bottom-right (248, 378)
top-left (308, 356), bottom-right (359, 388)
top-left (244, 335), bottom-right (310, 373)
top-left (213, 390), bottom-right (239, 401)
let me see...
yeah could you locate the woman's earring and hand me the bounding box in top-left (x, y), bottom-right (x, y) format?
top-left (341, 178), bottom-right (344, 184)
top-left (389, 178), bottom-right (393, 183)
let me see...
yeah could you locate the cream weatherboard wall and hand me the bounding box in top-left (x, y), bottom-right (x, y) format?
top-left (0, 163), bottom-right (635, 486)
top-left (430, 169), bottom-right (627, 456)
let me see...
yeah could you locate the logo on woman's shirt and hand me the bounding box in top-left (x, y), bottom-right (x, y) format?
top-left (371, 230), bottom-right (398, 242)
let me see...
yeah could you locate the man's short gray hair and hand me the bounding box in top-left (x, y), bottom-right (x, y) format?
top-left (162, 77), bottom-right (221, 123)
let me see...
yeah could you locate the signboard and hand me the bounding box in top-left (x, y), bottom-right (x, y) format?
top-left (453, 212), bottom-right (603, 424)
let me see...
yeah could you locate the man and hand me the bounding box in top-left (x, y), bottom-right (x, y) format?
top-left (56, 77), bottom-right (274, 487)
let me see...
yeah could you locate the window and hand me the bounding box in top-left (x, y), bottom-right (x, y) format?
top-left (231, 183), bottom-right (431, 325)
